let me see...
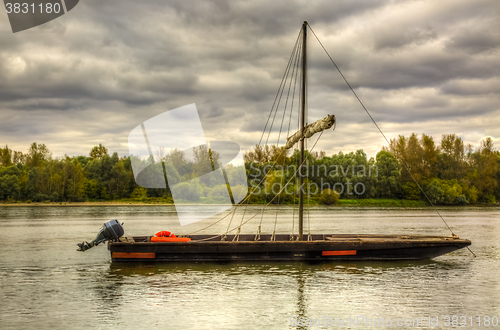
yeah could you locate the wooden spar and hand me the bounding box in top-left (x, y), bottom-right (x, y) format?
top-left (299, 21), bottom-right (307, 241)
top-left (284, 114), bottom-right (335, 150)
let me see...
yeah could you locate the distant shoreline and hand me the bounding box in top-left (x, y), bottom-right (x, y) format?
top-left (0, 199), bottom-right (497, 207)
top-left (0, 201), bottom-right (173, 207)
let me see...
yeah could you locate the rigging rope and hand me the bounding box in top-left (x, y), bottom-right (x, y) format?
top-left (292, 66), bottom-right (303, 239)
top-left (270, 35), bottom-right (302, 241)
top-left (193, 130), bottom-right (326, 242)
top-left (277, 36), bottom-right (302, 146)
top-left (221, 206), bottom-right (238, 241)
top-left (187, 24), bottom-right (475, 257)
top-left (308, 24), bottom-right (475, 257)
top-left (288, 41), bottom-right (301, 240)
top-left (260, 30), bottom-right (302, 146)
top-left (234, 205), bottom-right (248, 241)
top-left (187, 118), bottom-right (294, 236)
top-left (188, 31), bottom-right (303, 238)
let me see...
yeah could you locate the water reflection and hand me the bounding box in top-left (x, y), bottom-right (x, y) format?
top-left (0, 206), bottom-right (497, 330)
top-left (73, 266), bottom-right (124, 319)
top-left (99, 260), bottom-right (472, 329)
top-left (294, 272), bottom-right (308, 330)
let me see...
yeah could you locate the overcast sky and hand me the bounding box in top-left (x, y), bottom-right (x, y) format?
top-left (0, 0), bottom-right (499, 159)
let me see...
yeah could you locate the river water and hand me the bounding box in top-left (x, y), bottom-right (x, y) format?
top-left (0, 205), bottom-right (498, 329)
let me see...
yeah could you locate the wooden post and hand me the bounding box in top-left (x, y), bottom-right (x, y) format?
top-left (299, 21), bottom-right (307, 241)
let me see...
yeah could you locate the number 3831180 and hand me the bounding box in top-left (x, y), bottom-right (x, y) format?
top-left (5, 2), bottom-right (62, 14)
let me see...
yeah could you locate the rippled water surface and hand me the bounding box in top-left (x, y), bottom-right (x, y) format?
top-left (0, 205), bottom-right (498, 329)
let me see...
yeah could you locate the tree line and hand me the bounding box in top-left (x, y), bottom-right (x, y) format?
top-left (0, 133), bottom-right (498, 205)
top-left (244, 133), bottom-right (499, 205)
top-left (0, 143), bottom-right (136, 202)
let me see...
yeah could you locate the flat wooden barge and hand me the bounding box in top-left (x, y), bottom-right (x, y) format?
top-left (108, 234), bottom-right (471, 262)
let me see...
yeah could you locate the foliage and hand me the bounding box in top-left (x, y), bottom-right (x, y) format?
top-left (424, 179), bottom-right (468, 205)
top-left (25, 143), bottom-right (51, 168)
top-left (376, 150), bottom-right (401, 198)
top-left (263, 170), bottom-right (294, 204)
top-left (172, 180), bottom-right (202, 202)
top-left (208, 184), bottom-right (230, 200)
top-left (89, 144), bottom-right (108, 160)
top-left (0, 174), bottom-right (21, 200)
top-left (402, 182), bottom-right (420, 200)
top-left (320, 189), bottom-right (339, 205)
top-left (131, 186), bottom-right (148, 199)
top-left (244, 134), bottom-right (499, 205)
top-left (230, 184), bottom-right (248, 203)
top-left (0, 137), bottom-right (498, 206)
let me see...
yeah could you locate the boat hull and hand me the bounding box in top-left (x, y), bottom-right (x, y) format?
top-left (109, 234), bottom-right (471, 262)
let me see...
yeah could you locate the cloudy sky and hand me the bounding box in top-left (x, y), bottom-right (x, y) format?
top-left (0, 0), bottom-right (499, 159)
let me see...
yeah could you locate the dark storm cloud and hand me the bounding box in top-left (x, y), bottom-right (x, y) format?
top-left (0, 0), bottom-right (498, 157)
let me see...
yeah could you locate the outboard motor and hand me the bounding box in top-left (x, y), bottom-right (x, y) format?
top-left (77, 220), bottom-right (124, 252)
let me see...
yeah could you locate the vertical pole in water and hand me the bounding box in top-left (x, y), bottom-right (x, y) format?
top-left (299, 21), bottom-right (307, 241)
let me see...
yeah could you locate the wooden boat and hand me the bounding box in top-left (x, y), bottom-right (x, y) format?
top-left (107, 22), bottom-right (471, 262)
top-left (109, 234), bottom-right (470, 262)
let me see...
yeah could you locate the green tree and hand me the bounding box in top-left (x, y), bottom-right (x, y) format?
top-left (263, 170), bottom-right (294, 203)
top-left (165, 148), bottom-right (190, 176)
top-left (26, 143), bottom-right (51, 168)
top-left (62, 157), bottom-right (85, 201)
top-left (207, 184), bottom-right (231, 203)
top-left (464, 137), bottom-right (498, 202)
top-left (244, 144), bottom-right (272, 163)
top-left (89, 144), bottom-right (108, 160)
top-left (402, 182), bottom-right (420, 200)
top-left (437, 134), bottom-right (465, 180)
top-left (131, 186), bottom-right (147, 199)
top-left (375, 150), bottom-right (400, 198)
top-left (0, 145), bottom-right (13, 167)
top-left (172, 180), bottom-right (202, 202)
top-left (320, 189), bottom-right (339, 205)
top-left (83, 179), bottom-right (101, 200)
top-left (389, 133), bottom-right (425, 183)
top-left (425, 178), bottom-right (467, 205)
top-left (421, 134), bottom-right (437, 180)
top-left (0, 174), bottom-right (21, 200)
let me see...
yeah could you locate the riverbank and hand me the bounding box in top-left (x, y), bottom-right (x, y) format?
top-left (1, 198), bottom-right (497, 207)
top-left (0, 200), bottom-right (173, 207)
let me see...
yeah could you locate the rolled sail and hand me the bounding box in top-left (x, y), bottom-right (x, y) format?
top-left (284, 114), bottom-right (336, 149)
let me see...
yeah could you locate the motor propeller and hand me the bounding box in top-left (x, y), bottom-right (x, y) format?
top-left (77, 220), bottom-right (124, 252)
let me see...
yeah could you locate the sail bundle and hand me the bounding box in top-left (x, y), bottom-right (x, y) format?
top-left (284, 114), bottom-right (336, 150)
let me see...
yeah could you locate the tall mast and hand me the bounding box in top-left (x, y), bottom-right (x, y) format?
top-left (298, 21), bottom-right (307, 241)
